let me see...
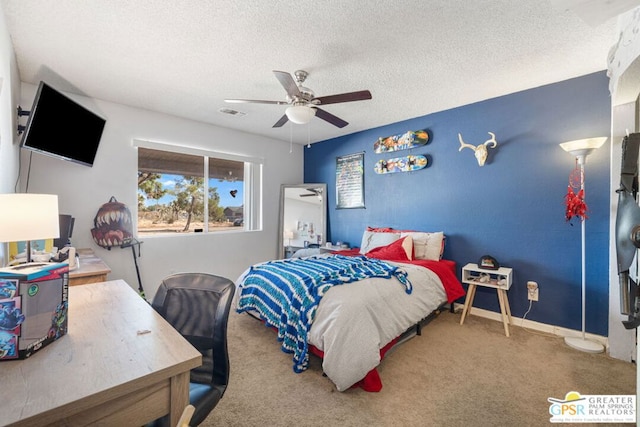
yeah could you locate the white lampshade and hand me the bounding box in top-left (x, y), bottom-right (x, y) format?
top-left (285, 105), bottom-right (316, 124)
top-left (559, 137), bottom-right (607, 164)
top-left (283, 230), bottom-right (294, 240)
top-left (0, 194), bottom-right (60, 243)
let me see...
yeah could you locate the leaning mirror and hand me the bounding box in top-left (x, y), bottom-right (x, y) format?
top-left (277, 183), bottom-right (327, 259)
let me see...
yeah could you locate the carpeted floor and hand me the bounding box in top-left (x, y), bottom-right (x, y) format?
top-left (201, 309), bottom-right (636, 427)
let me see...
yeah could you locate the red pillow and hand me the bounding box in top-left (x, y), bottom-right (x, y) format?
top-left (366, 236), bottom-right (412, 261)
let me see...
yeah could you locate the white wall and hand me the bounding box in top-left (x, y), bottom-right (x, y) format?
top-left (18, 82), bottom-right (304, 299)
top-left (0, 5), bottom-right (21, 266)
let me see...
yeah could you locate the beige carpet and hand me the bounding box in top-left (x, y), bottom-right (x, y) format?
top-left (201, 310), bottom-right (636, 427)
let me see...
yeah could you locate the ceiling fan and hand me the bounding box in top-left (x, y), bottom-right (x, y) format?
top-left (300, 188), bottom-right (323, 197)
top-left (225, 70), bottom-right (372, 128)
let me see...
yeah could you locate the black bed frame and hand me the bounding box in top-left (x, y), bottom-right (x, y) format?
top-left (388, 301), bottom-right (450, 350)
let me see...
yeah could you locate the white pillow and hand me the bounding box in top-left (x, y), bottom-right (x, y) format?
top-left (400, 235), bottom-right (414, 260)
top-left (359, 231), bottom-right (401, 254)
top-left (400, 231), bottom-right (444, 260)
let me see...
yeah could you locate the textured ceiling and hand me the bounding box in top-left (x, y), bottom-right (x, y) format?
top-left (1, 1), bottom-right (636, 145)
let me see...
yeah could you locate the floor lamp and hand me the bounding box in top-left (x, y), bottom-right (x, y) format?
top-left (560, 137), bottom-right (607, 353)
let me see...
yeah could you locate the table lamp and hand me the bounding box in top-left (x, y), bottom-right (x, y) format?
top-left (284, 230), bottom-right (295, 249)
top-left (0, 193), bottom-right (60, 264)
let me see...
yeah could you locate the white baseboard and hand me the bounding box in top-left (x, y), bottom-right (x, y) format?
top-left (452, 303), bottom-right (609, 350)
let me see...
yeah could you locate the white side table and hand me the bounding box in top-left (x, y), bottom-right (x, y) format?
top-left (459, 262), bottom-right (513, 336)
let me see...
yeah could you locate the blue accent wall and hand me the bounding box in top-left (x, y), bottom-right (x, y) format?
top-left (304, 71), bottom-right (611, 336)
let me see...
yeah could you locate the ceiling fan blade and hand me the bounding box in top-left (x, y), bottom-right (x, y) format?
top-left (273, 70), bottom-right (301, 99)
top-left (313, 90), bottom-right (372, 106)
top-left (272, 114), bottom-right (289, 128)
top-left (225, 99), bottom-right (288, 105)
top-left (300, 188), bottom-right (321, 197)
top-left (314, 107), bottom-right (348, 128)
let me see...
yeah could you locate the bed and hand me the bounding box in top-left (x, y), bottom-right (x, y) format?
top-left (235, 228), bottom-right (465, 392)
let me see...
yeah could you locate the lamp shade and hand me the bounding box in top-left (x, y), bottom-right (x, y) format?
top-left (283, 230), bottom-right (294, 240)
top-left (0, 194), bottom-right (60, 243)
top-left (285, 105), bottom-right (316, 124)
top-left (559, 137), bottom-right (607, 163)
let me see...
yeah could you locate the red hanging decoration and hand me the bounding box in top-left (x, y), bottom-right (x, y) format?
top-left (565, 186), bottom-right (587, 222)
top-left (564, 160), bottom-right (588, 223)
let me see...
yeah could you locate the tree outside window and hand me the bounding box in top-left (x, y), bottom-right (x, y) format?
top-left (137, 147), bottom-right (247, 234)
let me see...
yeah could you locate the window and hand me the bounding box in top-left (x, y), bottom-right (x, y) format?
top-left (135, 140), bottom-right (262, 235)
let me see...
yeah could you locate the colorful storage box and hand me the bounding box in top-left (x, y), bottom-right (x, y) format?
top-left (0, 262), bottom-right (69, 360)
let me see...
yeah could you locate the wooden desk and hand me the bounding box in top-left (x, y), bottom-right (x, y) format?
top-left (1, 280), bottom-right (202, 427)
top-left (69, 248), bottom-right (111, 286)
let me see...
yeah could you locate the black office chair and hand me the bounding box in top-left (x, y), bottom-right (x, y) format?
top-left (150, 273), bottom-right (235, 427)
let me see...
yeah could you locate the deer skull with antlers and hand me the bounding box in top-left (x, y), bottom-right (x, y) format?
top-left (458, 132), bottom-right (498, 166)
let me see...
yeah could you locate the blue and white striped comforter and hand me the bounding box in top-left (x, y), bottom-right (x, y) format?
top-left (236, 255), bottom-right (411, 373)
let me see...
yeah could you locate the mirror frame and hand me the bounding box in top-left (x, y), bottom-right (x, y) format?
top-left (277, 183), bottom-right (327, 259)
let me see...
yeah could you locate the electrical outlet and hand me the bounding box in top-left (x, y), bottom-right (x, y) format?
top-left (527, 281), bottom-right (539, 301)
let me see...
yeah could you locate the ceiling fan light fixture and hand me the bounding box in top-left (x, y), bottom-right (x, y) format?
top-left (286, 105), bottom-right (315, 124)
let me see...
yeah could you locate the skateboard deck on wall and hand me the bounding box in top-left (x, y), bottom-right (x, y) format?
top-left (374, 155), bottom-right (428, 174)
top-left (373, 129), bottom-right (429, 154)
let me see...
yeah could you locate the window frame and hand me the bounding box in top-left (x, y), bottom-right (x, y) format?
top-left (134, 139), bottom-right (263, 235)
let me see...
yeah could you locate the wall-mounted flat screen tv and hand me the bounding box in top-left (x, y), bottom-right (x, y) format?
top-left (20, 81), bottom-right (106, 167)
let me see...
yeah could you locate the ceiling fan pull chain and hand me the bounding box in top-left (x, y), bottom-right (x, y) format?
top-left (289, 121), bottom-right (293, 153)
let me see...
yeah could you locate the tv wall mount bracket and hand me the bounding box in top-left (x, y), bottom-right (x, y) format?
top-left (16, 105), bottom-right (30, 134)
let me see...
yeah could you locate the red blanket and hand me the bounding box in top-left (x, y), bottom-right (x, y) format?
top-left (402, 259), bottom-right (466, 303)
top-left (309, 339), bottom-right (397, 392)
